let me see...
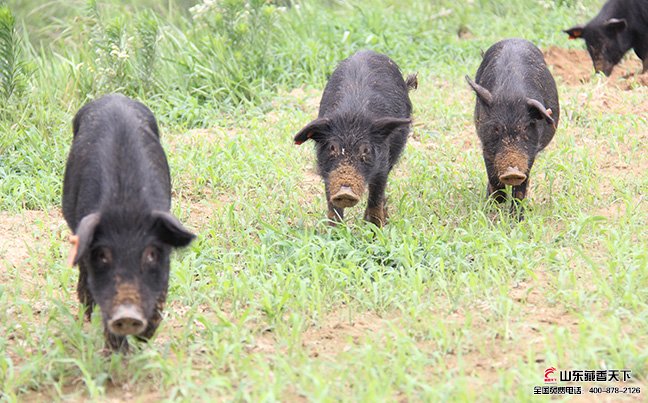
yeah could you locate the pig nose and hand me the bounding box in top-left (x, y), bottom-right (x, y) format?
top-left (499, 166), bottom-right (527, 186)
top-left (331, 185), bottom-right (360, 208)
top-left (108, 305), bottom-right (147, 336)
top-left (594, 62), bottom-right (613, 77)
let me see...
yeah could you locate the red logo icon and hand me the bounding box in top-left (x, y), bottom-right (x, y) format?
top-left (545, 367), bottom-right (557, 383)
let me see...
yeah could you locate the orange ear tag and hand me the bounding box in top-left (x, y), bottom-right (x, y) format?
top-left (67, 234), bottom-right (79, 267)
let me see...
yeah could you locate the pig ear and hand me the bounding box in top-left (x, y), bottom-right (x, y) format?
top-left (465, 75), bottom-right (493, 106)
top-left (605, 18), bottom-right (627, 33)
top-left (564, 25), bottom-right (584, 40)
top-left (151, 211), bottom-right (196, 248)
top-left (294, 118), bottom-right (331, 145)
top-left (527, 98), bottom-right (556, 128)
top-left (405, 73), bottom-right (418, 91)
top-left (371, 117), bottom-right (412, 138)
top-left (71, 212), bottom-right (101, 266)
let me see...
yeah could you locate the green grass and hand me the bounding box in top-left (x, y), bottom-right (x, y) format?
top-left (1, 0), bottom-right (647, 401)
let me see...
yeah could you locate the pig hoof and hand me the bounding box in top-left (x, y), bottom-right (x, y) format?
top-left (487, 186), bottom-right (507, 203)
top-left (364, 207), bottom-right (385, 227)
top-left (510, 199), bottom-right (526, 221)
top-left (365, 216), bottom-right (385, 227)
top-left (80, 304), bottom-right (94, 322)
top-left (327, 207), bottom-right (344, 225)
top-left (512, 208), bottom-right (525, 222)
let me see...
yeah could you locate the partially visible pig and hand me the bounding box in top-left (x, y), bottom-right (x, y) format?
top-left (466, 39), bottom-right (559, 216)
top-left (63, 94), bottom-right (195, 352)
top-left (294, 50), bottom-right (416, 227)
top-left (564, 0), bottom-right (648, 76)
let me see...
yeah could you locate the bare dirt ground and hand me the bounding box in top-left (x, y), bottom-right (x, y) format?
top-left (0, 209), bottom-right (66, 271)
top-left (3, 47), bottom-right (647, 401)
top-left (543, 46), bottom-right (647, 88)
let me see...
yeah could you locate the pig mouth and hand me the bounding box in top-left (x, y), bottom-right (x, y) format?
top-left (596, 65), bottom-right (614, 77)
top-left (593, 59), bottom-right (614, 77)
top-left (107, 304), bottom-right (148, 336)
top-left (328, 164), bottom-right (365, 209)
top-left (331, 186), bottom-right (361, 208)
top-left (499, 166), bottom-right (527, 186)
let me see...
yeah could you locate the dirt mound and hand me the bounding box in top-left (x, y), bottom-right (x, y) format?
top-left (543, 47), bottom-right (593, 85)
top-left (543, 46), bottom-right (645, 88)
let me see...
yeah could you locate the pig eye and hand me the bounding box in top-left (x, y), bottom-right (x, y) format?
top-left (91, 247), bottom-right (112, 265)
top-left (327, 142), bottom-right (344, 157)
top-left (359, 144), bottom-right (371, 162)
top-left (143, 246), bottom-right (160, 265)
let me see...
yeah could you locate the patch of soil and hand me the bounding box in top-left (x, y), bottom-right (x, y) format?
top-left (300, 311), bottom-right (387, 359)
top-left (422, 269), bottom-right (583, 387)
top-left (0, 209), bottom-right (65, 271)
top-left (22, 383), bottom-right (161, 403)
top-left (543, 47), bottom-right (645, 87)
top-left (240, 270), bottom-right (583, 387)
top-left (245, 311), bottom-right (389, 359)
top-left (543, 47), bottom-right (594, 85)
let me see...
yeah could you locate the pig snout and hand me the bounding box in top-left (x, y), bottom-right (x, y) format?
top-left (108, 304), bottom-right (147, 336)
top-left (593, 59), bottom-right (613, 77)
top-left (331, 185), bottom-right (361, 208)
top-left (494, 149), bottom-right (529, 187)
top-left (499, 166), bottom-right (527, 186)
top-left (328, 164), bottom-right (366, 209)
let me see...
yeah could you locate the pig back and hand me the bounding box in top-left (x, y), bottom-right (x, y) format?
top-left (474, 39), bottom-right (559, 148)
top-left (318, 50), bottom-right (412, 120)
top-left (63, 94), bottom-right (171, 230)
top-left (317, 51), bottom-right (412, 169)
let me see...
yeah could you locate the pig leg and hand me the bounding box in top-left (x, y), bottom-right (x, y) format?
top-left (325, 184), bottom-right (344, 225)
top-left (364, 175), bottom-right (387, 227)
top-left (487, 181), bottom-right (507, 203)
top-left (511, 180), bottom-right (529, 221)
top-left (485, 161), bottom-right (507, 203)
top-left (77, 263), bottom-right (95, 321)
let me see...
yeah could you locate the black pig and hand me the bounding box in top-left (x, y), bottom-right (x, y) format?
top-left (564, 0), bottom-right (648, 76)
top-left (465, 39), bottom-right (559, 215)
top-left (294, 50), bottom-right (416, 226)
top-left (63, 94), bottom-right (195, 352)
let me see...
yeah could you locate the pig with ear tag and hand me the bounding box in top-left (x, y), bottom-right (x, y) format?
top-left (63, 94), bottom-right (195, 353)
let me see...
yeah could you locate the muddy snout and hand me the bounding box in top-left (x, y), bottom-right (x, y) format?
top-left (108, 304), bottom-right (147, 336)
top-left (328, 164), bottom-right (365, 208)
top-left (494, 149), bottom-right (529, 187)
top-left (499, 166), bottom-right (527, 186)
top-left (331, 186), bottom-right (361, 207)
